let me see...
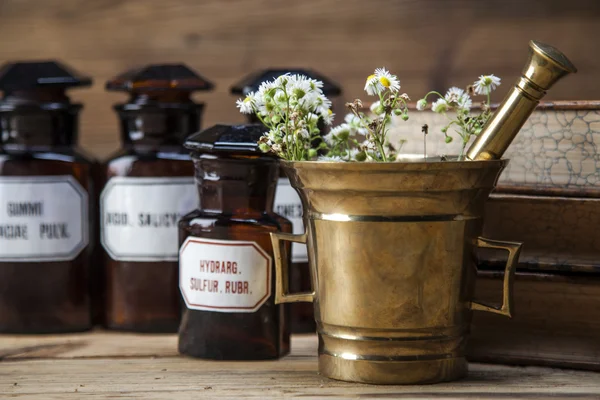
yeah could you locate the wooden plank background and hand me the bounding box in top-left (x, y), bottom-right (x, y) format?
top-left (0, 0), bottom-right (598, 158)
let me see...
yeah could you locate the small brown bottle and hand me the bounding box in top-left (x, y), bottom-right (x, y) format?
top-left (101, 64), bottom-right (213, 332)
top-left (178, 124), bottom-right (292, 360)
top-left (0, 61), bottom-right (95, 333)
top-left (231, 69), bottom-right (341, 333)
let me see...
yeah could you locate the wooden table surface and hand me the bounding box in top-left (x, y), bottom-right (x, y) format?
top-left (1, 331), bottom-right (600, 399)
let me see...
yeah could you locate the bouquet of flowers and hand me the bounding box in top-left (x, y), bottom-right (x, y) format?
top-left (236, 69), bottom-right (501, 162)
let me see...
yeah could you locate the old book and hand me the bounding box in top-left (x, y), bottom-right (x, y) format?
top-left (468, 270), bottom-right (600, 371)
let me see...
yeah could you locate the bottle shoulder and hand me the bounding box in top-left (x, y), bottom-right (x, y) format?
top-left (0, 147), bottom-right (95, 165)
top-left (179, 210), bottom-right (288, 230)
top-left (103, 148), bottom-right (193, 178)
top-left (104, 147), bottom-right (191, 163)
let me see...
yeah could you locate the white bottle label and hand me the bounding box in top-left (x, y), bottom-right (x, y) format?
top-left (179, 237), bottom-right (272, 313)
top-left (273, 177), bottom-right (308, 263)
top-left (0, 175), bottom-right (88, 262)
top-left (100, 177), bottom-right (197, 262)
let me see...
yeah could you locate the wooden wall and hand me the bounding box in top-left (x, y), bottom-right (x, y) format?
top-left (0, 0), bottom-right (598, 158)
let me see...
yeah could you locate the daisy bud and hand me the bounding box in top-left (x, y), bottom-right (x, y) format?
top-left (293, 88), bottom-right (306, 99)
top-left (354, 150), bottom-right (367, 162)
top-left (271, 115), bottom-right (281, 124)
top-left (401, 114), bottom-right (409, 121)
top-left (393, 109), bottom-right (403, 116)
top-left (308, 149), bottom-right (318, 159)
top-left (445, 136), bottom-right (453, 143)
top-left (259, 143), bottom-right (271, 153)
top-left (416, 99), bottom-right (427, 111)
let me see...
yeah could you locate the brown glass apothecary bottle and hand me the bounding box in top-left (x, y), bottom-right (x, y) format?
top-left (0, 61), bottom-right (95, 333)
top-left (231, 69), bottom-right (341, 333)
top-left (178, 124), bottom-right (292, 360)
top-left (101, 64), bottom-right (213, 332)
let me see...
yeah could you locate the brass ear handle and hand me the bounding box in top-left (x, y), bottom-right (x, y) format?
top-left (470, 237), bottom-right (523, 318)
top-left (270, 231), bottom-right (314, 304)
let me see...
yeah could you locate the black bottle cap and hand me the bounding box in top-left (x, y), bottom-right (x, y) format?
top-left (231, 68), bottom-right (341, 96)
top-left (106, 64), bottom-right (214, 92)
top-left (0, 60), bottom-right (92, 92)
top-left (184, 124), bottom-right (268, 154)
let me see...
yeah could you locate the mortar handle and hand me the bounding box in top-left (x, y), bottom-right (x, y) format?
top-left (270, 231), bottom-right (314, 304)
top-left (470, 237), bottom-right (523, 318)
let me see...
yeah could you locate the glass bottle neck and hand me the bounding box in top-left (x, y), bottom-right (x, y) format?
top-left (117, 92), bottom-right (203, 151)
top-left (0, 107), bottom-right (80, 149)
top-left (195, 154), bottom-right (278, 214)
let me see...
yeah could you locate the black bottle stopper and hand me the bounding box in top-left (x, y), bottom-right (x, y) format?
top-left (106, 64), bottom-right (214, 146)
top-left (184, 124), bottom-right (267, 155)
top-left (0, 60), bottom-right (92, 145)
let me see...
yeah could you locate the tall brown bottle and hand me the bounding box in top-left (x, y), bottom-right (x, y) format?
top-left (0, 61), bottom-right (95, 333)
top-left (231, 69), bottom-right (341, 333)
top-left (101, 64), bottom-right (213, 332)
top-left (178, 124), bottom-right (292, 360)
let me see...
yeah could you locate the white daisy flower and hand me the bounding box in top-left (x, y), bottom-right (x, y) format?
top-left (344, 113), bottom-right (358, 124)
top-left (473, 74), bottom-right (501, 95)
top-left (322, 132), bottom-right (336, 146)
top-left (343, 113), bottom-right (368, 136)
top-left (297, 128), bottom-right (310, 139)
top-left (364, 73), bottom-right (382, 95)
top-left (361, 139), bottom-right (377, 152)
top-left (457, 94), bottom-right (472, 111)
top-left (345, 148), bottom-right (362, 161)
top-left (416, 99), bottom-right (427, 111)
top-left (329, 124), bottom-right (351, 139)
top-left (444, 87), bottom-right (465, 104)
top-left (318, 155), bottom-right (343, 162)
top-left (431, 98), bottom-right (449, 114)
top-left (321, 109), bottom-right (335, 125)
top-left (374, 67), bottom-right (401, 93)
top-left (307, 112), bottom-right (320, 124)
top-left (236, 95), bottom-right (254, 114)
top-left (273, 91), bottom-right (287, 105)
top-left (370, 101), bottom-right (384, 115)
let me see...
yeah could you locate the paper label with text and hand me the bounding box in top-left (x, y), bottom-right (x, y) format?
top-left (179, 237), bottom-right (272, 313)
top-left (0, 175), bottom-right (88, 262)
top-left (274, 177), bottom-right (308, 263)
top-left (101, 176), bottom-right (197, 262)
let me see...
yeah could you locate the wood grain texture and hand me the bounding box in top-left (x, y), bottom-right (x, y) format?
top-left (2, 333), bottom-right (600, 399)
top-left (0, 0), bottom-right (598, 157)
